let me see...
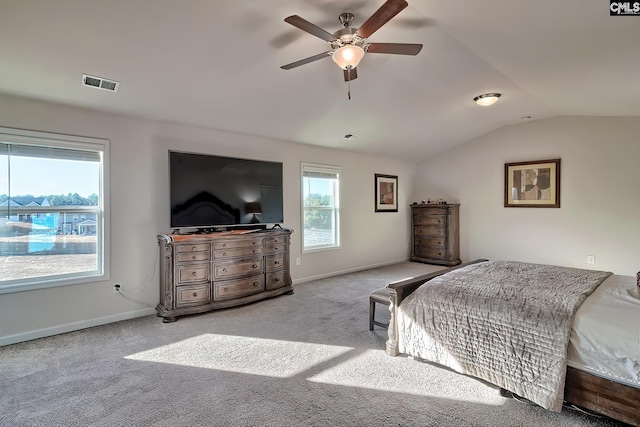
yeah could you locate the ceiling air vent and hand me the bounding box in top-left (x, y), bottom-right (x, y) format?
top-left (82, 74), bottom-right (119, 92)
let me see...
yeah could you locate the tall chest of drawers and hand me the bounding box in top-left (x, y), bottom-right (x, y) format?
top-left (156, 229), bottom-right (292, 322)
top-left (411, 204), bottom-right (461, 266)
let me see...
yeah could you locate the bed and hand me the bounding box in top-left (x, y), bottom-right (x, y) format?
top-left (385, 259), bottom-right (640, 425)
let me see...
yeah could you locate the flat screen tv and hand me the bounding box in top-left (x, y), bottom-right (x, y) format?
top-left (169, 151), bottom-right (284, 229)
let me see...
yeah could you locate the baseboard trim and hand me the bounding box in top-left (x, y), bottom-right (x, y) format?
top-left (292, 257), bottom-right (410, 285)
top-left (3, 259), bottom-right (412, 346)
top-left (0, 307), bottom-right (157, 347)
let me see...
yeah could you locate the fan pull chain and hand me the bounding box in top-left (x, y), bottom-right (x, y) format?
top-left (347, 67), bottom-right (352, 100)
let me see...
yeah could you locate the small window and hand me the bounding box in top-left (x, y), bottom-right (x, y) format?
top-left (0, 127), bottom-right (109, 293)
top-left (301, 163), bottom-right (340, 252)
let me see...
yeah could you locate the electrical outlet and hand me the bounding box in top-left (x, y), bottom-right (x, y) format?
top-left (587, 255), bottom-right (595, 265)
top-left (296, 257), bottom-right (301, 266)
top-left (113, 283), bottom-right (121, 294)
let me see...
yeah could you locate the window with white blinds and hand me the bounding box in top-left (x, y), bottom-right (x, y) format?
top-left (0, 127), bottom-right (109, 293)
top-left (301, 162), bottom-right (340, 252)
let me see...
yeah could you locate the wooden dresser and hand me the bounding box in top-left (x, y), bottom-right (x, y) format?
top-left (156, 229), bottom-right (292, 322)
top-left (410, 204), bottom-right (460, 266)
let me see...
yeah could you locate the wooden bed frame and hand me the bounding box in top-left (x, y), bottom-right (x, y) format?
top-left (385, 260), bottom-right (640, 426)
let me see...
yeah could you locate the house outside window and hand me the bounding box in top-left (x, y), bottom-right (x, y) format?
top-left (0, 127), bottom-right (109, 293)
top-left (301, 162), bottom-right (340, 252)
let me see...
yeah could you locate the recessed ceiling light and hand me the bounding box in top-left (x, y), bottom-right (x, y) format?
top-left (473, 93), bottom-right (501, 106)
top-left (343, 133), bottom-right (359, 140)
top-left (521, 116), bottom-right (532, 121)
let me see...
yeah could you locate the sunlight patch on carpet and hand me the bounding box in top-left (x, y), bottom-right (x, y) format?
top-left (125, 333), bottom-right (352, 378)
top-left (307, 349), bottom-right (505, 405)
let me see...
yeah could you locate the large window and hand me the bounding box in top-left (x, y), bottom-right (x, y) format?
top-left (0, 127), bottom-right (109, 293)
top-left (301, 163), bottom-right (340, 252)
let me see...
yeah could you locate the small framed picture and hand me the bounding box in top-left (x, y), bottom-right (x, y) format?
top-left (375, 174), bottom-right (398, 212)
top-left (504, 159), bottom-right (560, 208)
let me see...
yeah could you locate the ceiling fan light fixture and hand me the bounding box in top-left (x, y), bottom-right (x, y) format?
top-left (332, 45), bottom-right (365, 70)
top-left (474, 93), bottom-right (501, 106)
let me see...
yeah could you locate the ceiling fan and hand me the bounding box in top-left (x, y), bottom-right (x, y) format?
top-left (280, 0), bottom-right (423, 97)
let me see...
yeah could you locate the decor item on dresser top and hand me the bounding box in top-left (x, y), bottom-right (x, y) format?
top-left (156, 228), bottom-right (292, 322)
top-left (374, 174), bottom-right (398, 212)
top-left (505, 158), bottom-right (560, 208)
top-left (385, 259), bottom-right (640, 426)
top-left (410, 203), bottom-right (460, 266)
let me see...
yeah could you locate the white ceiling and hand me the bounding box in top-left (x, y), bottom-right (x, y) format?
top-left (0, 1), bottom-right (638, 161)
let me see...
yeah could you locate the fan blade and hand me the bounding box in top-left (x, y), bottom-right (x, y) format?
top-left (343, 67), bottom-right (358, 81)
top-left (281, 52), bottom-right (332, 70)
top-left (357, 0), bottom-right (408, 39)
top-left (284, 15), bottom-right (337, 42)
top-left (366, 42), bottom-right (422, 55)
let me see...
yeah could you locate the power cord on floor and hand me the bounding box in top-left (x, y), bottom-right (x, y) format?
top-left (115, 243), bottom-right (159, 308)
top-left (509, 390), bottom-right (610, 422)
top-left (563, 403), bottom-right (608, 420)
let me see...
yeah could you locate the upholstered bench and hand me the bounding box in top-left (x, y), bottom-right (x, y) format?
top-left (369, 287), bottom-right (390, 330)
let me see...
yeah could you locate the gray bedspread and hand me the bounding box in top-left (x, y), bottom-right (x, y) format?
top-left (397, 260), bottom-right (612, 411)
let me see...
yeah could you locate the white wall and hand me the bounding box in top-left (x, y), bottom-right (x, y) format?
top-left (413, 116), bottom-right (640, 276)
top-left (0, 93), bottom-right (416, 345)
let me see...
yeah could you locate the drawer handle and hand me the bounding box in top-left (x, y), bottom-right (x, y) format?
top-left (273, 247), bottom-right (279, 251)
top-left (274, 278), bottom-right (279, 282)
top-left (222, 252), bottom-right (227, 256)
top-left (252, 250), bottom-right (256, 253)
top-left (274, 261), bottom-right (279, 265)
top-left (252, 264), bottom-right (258, 269)
top-left (192, 245), bottom-right (197, 251)
top-left (191, 271), bottom-right (197, 276)
top-left (222, 243), bottom-right (227, 247)
top-left (253, 282), bottom-right (259, 287)
top-left (224, 287), bottom-right (228, 292)
top-left (252, 241), bottom-right (257, 245)
top-left (192, 292), bottom-right (198, 297)
top-left (192, 255), bottom-right (196, 260)
top-left (222, 268), bottom-right (227, 273)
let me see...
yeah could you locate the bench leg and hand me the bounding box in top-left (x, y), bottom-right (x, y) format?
top-left (369, 297), bottom-right (375, 331)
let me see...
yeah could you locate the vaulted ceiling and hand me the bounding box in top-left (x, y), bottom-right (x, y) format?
top-left (0, 1), bottom-right (638, 161)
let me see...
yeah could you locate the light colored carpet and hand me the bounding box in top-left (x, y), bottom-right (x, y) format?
top-left (0, 262), bottom-right (628, 427)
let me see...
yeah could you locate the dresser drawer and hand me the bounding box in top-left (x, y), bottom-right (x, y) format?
top-left (414, 236), bottom-right (446, 248)
top-left (175, 284), bottom-right (210, 307)
top-left (414, 206), bottom-right (448, 216)
top-left (176, 251), bottom-right (210, 263)
top-left (177, 263), bottom-right (210, 284)
top-left (213, 257), bottom-right (263, 279)
top-left (212, 239), bottom-right (262, 250)
top-left (213, 246), bottom-right (263, 259)
top-left (213, 276), bottom-right (264, 301)
top-left (414, 226), bottom-right (446, 238)
top-left (266, 270), bottom-right (288, 290)
top-left (414, 246), bottom-right (447, 260)
top-left (265, 242), bottom-right (287, 254)
top-left (413, 215), bottom-right (447, 227)
top-left (175, 243), bottom-right (210, 253)
top-left (264, 235), bottom-right (287, 245)
top-left (265, 254), bottom-right (286, 271)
